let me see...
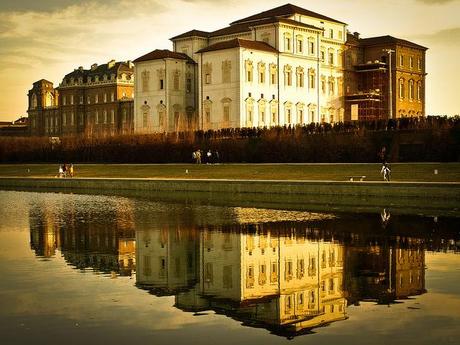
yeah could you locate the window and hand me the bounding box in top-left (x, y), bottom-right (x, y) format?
top-left (160, 79), bottom-right (164, 89)
top-left (95, 111), bottom-right (99, 124)
top-left (309, 70), bottom-right (316, 89)
top-left (247, 69), bottom-right (252, 82)
top-left (205, 74), bottom-right (211, 84)
top-left (63, 112), bottom-right (67, 126)
top-left (297, 38), bottom-right (303, 53)
top-left (95, 94), bottom-right (99, 103)
top-left (299, 109), bottom-right (304, 123)
top-left (70, 111), bottom-right (74, 125)
top-left (285, 36), bottom-right (291, 51)
top-left (104, 93), bottom-right (107, 103)
top-left (329, 51), bottom-right (334, 65)
top-left (321, 50), bottom-right (325, 63)
top-left (338, 31), bottom-right (343, 40)
top-left (330, 29), bottom-right (334, 39)
top-left (409, 80), bottom-right (414, 100)
top-left (186, 78), bottom-right (192, 93)
top-left (70, 95), bottom-right (74, 105)
top-left (418, 58), bottom-right (422, 70)
top-left (63, 96), bottom-right (66, 106)
top-left (329, 78), bottom-right (335, 95)
top-left (103, 110), bottom-right (107, 124)
top-left (399, 79), bottom-right (405, 99)
top-left (400, 55), bottom-right (404, 66)
top-left (297, 67), bottom-right (304, 87)
top-left (270, 64), bottom-right (277, 85)
top-left (80, 96), bottom-right (83, 104)
top-left (255, 62), bottom-right (265, 85)
top-left (284, 65), bottom-right (292, 86)
top-left (87, 96), bottom-right (91, 104)
top-left (286, 108), bottom-right (291, 123)
top-left (111, 109), bottom-right (115, 124)
top-left (111, 92), bottom-right (115, 102)
top-left (321, 80), bottom-right (326, 94)
top-left (417, 81), bottom-right (422, 101)
top-left (223, 104), bottom-right (230, 123)
top-left (410, 56), bottom-right (414, 69)
top-left (309, 40), bottom-right (315, 55)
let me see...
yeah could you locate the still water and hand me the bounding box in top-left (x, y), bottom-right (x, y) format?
top-left (0, 190), bottom-right (459, 345)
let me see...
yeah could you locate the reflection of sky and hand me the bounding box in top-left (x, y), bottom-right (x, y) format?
top-left (1, 190), bottom-right (460, 345)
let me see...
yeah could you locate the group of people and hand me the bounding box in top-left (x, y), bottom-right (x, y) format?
top-left (58, 163), bottom-right (74, 178)
top-left (192, 149), bottom-right (220, 164)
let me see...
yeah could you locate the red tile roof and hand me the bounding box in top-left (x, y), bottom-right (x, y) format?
top-left (359, 35), bottom-right (428, 50)
top-left (170, 29), bottom-right (210, 40)
top-left (230, 3), bottom-right (346, 25)
top-left (196, 38), bottom-right (278, 54)
top-left (133, 49), bottom-right (195, 63)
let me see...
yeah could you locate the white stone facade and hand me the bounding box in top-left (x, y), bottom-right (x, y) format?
top-left (134, 4), bottom-right (347, 133)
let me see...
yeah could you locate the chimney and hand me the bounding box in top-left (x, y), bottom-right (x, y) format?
top-left (353, 32), bottom-right (360, 39)
top-left (127, 60), bottom-right (134, 69)
top-left (91, 63), bottom-right (98, 71)
top-left (78, 66), bottom-right (84, 71)
top-left (108, 59), bottom-right (116, 68)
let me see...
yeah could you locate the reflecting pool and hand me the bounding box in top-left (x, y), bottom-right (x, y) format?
top-left (0, 190), bottom-right (459, 345)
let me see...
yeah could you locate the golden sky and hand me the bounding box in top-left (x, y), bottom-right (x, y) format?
top-left (0, 0), bottom-right (459, 122)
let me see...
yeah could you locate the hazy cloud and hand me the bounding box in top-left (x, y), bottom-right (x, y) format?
top-left (416, 0), bottom-right (459, 4)
top-left (412, 27), bottom-right (460, 45)
top-left (0, 0), bottom-right (120, 12)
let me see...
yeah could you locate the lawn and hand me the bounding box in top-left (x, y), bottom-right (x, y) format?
top-left (0, 163), bottom-right (459, 182)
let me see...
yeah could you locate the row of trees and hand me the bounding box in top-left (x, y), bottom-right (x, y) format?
top-left (1, 116), bottom-right (459, 163)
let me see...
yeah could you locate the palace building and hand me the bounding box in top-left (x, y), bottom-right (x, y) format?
top-left (133, 3), bottom-right (427, 134)
top-left (27, 3), bottom-right (427, 137)
top-left (27, 60), bottom-right (134, 137)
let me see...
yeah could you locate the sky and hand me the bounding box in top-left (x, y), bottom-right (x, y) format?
top-left (0, 0), bottom-right (459, 122)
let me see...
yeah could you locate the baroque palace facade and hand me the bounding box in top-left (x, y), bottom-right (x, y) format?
top-left (27, 60), bottom-right (134, 137)
top-left (133, 3), bottom-right (427, 134)
top-left (27, 3), bottom-right (427, 137)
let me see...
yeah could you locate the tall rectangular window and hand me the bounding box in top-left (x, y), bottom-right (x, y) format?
top-left (186, 78), bottom-right (192, 93)
top-left (160, 79), bottom-right (164, 89)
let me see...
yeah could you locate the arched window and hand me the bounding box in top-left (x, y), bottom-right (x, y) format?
top-left (409, 80), bottom-right (414, 100)
top-left (399, 79), bottom-right (405, 99)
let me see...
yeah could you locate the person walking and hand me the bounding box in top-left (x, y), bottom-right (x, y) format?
top-left (381, 162), bottom-right (391, 182)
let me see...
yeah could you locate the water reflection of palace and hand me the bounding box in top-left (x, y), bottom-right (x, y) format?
top-left (136, 221), bottom-right (427, 337)
top-left (28, 198), bottom-right (448, 338)
top-left (29, 198), bottom-right (136, 276)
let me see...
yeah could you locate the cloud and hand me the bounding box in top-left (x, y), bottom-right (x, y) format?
top-left (416, 0), bottom-right (459, 4)
top-left (0, 0), bottom-right (121, 13)
top-left (412, 27), bottom-right (460, 45)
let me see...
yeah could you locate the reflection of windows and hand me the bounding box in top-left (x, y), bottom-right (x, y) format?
top-left (205, 262), bottom-right (213, 285)
top-left (143, 256), bottom-right (151, 276)
top-left (246, 265), bottom-right (254, 288)
top-left (285, 260), bottom-right (293, 280)
top-left (223, 265), bottom-right (233, 289)
top-left (271, 262), bottom-right (278, 283)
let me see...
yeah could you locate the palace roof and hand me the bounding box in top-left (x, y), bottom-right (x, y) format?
top-left (133, 49), bottom-right (195, 63)
top-left (170, 30), bottom-right (210, 40)
top-left (359, 35), bottom-right (428, 50)
top-left (171, 17), bottom-right (322, 42)
top-left (196, 38), bottom-right (278, 54)
top-left (230, 3), bottom-right (346, 25)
